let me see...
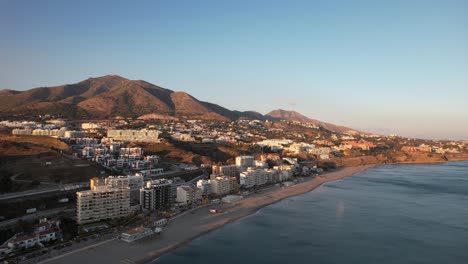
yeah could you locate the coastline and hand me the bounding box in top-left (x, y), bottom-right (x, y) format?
top-left (40, 165), bottom-right (374, 264)
top-left (144, 165), bottom-right (376, 264)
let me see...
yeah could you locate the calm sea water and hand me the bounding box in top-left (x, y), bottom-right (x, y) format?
top-left (155, 162), bottom-right (468, 264)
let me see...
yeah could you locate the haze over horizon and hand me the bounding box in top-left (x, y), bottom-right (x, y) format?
top-left (1, 0), bottom-right (467, 140)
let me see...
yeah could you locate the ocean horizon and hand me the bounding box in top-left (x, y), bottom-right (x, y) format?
top-left (154, 161), bottom-right (468, 264)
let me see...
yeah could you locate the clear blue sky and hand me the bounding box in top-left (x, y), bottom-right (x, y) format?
top-left (0, 0), bottom-right (467, 140)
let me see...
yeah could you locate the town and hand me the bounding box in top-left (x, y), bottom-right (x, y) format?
top-left (0, 116), bottom-right (467, 262)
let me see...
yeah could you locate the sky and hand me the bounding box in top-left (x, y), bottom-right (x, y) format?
top-left (0, 0), bottom-right (467, 140)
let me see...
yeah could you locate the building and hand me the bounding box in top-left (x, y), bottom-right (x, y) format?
top-left (307, 147), bottom-right (331, 155)
top-left (140, 179), bottom-right (172, 211)
top-left (89, 177), bottom-right (106, 190)
top-left (273, 165), bottom-right (294, 181)
top-left (32, 129), bottom-right (65, 137)
top-left (105, 175), bottom-right (144, 190)
top-left (288, 143), bottom-right (315, 154)
top-left (76, 180), bottom-right (131, 224)
top-left (254, 160), bottom-right (268, 168)
top-left (4, 218), bottom-right (61, 251)
top-left (107, 129), bottom-right (160, 142)
top-left (210, 175), bottom-right (239, 196)
top-left (171, 133), bottom-right (195, 142)
top-left (81, 123), bottom-right (101, 130)
top-left (196, 179), bottom-right (212, 196)
top-left (212, 164), bottom-right (238, 177)
top-left (120, 226), bottom-right (153, 243)
top-left (240, 168), bottom-right (267, 188)
top-left (341, 140), bottom-right (376, 151)
top-left (176, 185), bottom-right (202, 205)
top-left (64, 131), bottom-right (86, 138)
top-left (12, 128), bottom-right (32, 135)
top-left (235, 156), bottom-right (254, 168)
top-left (120, 147), bottom-right (143, 157)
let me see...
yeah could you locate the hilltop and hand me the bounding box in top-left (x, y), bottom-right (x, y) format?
top-left (266, 109), bottom-right (358, 134)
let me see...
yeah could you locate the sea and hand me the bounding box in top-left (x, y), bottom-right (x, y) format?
top-left (155, 162), bottom-right (468, 264)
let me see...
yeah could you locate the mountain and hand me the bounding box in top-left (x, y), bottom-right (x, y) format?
top-left (0, 75), bottom-right (361, 133)
top-left (0, 75), bottom-right (241, 120)
top-left (266, 109), bottom-right (359, 134)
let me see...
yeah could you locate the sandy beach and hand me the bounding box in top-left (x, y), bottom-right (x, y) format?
top-left (40, 165), bottom-right (374, 264)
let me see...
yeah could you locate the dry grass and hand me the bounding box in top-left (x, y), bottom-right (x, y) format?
top-left (1, 135), bottom-right (70, 153)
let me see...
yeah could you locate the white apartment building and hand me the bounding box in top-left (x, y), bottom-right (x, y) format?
top-left (212, 164), bottom-right (238, 177)
top-left (240, 168), bottom-right (267, 188)
top-left (120, 147), bottom-right (143, 156)
top-left (105, 175), bottom-right (144, 190)
top-left (81, 123), bottom-right (101, 130)
top-left (235, 156), bottom-right (254, 168)
top-left (32, 129), bottom-right (65, 137)
top-left (176, 185), bottom-right (202, 205)
top-left (75, 137), bottom-right (99, 146)
top-left (64, 131), bottom-right (86, 138)
top-left (76, 185), bottom-right (131, 224)
top-left (196, 179), bottom-right (212, 196)
top-left (4, 218), bottom-right (61, 251)
top-left (273, 165), bottom-right (294, 181)
top-left (256, 139), bottom-right (293, 150)
top-left (107, 129), bottom-right (160, 142)
top-left (264, 169), bottom-right (280, 183)
top-left (210, 175), bottom-right (239, 196)
top-left (11, 128), bottom-right (32, 135)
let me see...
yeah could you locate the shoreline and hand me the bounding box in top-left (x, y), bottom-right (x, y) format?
top-left (144, 165), bottom-right (379, 264)
top-left (142, 165), bottom-right (374, 264)
top-left (39, 160), bottom-right (468, 264)
top-left (39, 165), bottom-right (375, 264)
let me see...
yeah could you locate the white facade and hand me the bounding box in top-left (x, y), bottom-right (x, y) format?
top-left (107, 129), bottom-right (160, 142)
top-left (196, 179), bottom-right (212, 196)
top-left (32, 129), bottom-right (65, 137)
top-left (105, 175), bottom-right (144, 190)
top-left (211, 176), bottom-right (230, 196)
top-left (82, 123), bottom-right (101, 130)
top-left (64, 130), bottom-right (86, 138)
top-left (4, 219), bottom-right (61, 251)
top-left (12, 128), bottom-right (32, 135)
top-left (176, 185), bottom-right (202, 205)
top-left (76, 186), bottom-right (131, 224)
top-left (235, 156), bottom-right (254, 168)
top-left (240, 168), bottom-right (267, 188)
top-left (212, 164), bottom-right (238, 177)
top-left (121, 227), bottom-right (153, 243)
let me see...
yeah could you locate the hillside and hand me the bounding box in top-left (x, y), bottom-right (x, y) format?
top-left (0, 75), bottom-right (236, 120)
top-left (0, 75), bottom-right (361, 133)
top-left (266, 109), bottom-right (359, 134)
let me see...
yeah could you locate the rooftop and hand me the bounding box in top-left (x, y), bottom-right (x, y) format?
top-left (122, 226), bottom-right (152, 236)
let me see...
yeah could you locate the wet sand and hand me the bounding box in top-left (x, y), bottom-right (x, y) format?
top-left (40, 165), bottom-right (374, 264)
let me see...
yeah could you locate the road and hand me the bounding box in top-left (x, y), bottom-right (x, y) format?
top-left (0, 207), bottom-right (74, 228)
top-left (0, 186), bottom-right (62, 201)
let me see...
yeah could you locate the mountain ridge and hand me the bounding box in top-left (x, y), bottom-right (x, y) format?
top-left (266, 109), bottom-right (359, 134)
top-left (0, 75), bottom-right (359, 133)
